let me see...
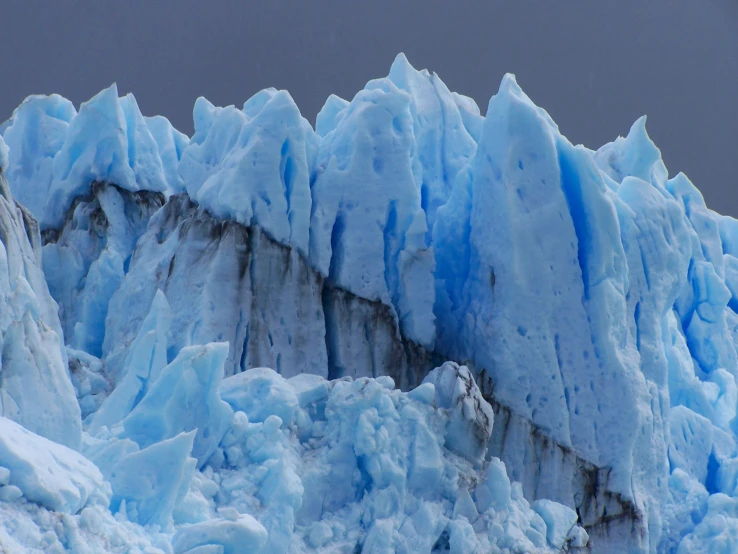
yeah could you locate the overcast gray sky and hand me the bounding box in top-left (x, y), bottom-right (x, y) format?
top-left (2, 0), bottom-right (736, 215)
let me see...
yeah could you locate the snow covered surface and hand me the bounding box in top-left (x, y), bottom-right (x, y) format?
top-left (0, 54), bottom-right (736, 552)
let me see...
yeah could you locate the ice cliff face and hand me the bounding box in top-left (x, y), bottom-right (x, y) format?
top-left (0, 53), bottom-right (735, 553)
top-left (0, 145), bottom-right (81, 451)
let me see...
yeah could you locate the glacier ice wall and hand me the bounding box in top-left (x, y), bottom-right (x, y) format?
top-left (1, 53), bottom-right (737, 552)
top-left (0, 141), bottom-right (81, 450)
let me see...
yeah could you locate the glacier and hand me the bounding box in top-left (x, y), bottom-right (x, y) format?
top-left (0, 52), bottom-right (735, 552)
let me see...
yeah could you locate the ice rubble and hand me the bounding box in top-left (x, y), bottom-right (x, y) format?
top-left (0, 53), bottom-right (737, 552)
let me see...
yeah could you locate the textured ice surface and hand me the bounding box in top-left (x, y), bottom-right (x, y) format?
top-left (1, 53), bottom-right (738, 552)
top-left (119, 343), bottom-right (234, 468)
top-left (145, 114), bottom-right (189, 195)
top-left (178, 90), bottom-right (317, 257)
top-left (423, 362), bottom-right (494, 466)
top-left (101, 194), bottom-right (330, 381)
top-left (171, 515), bottom-right (268, 554)
top-left (204, 366), bottom-right (576, 553)
top-left (42, 183), bottom-right (166, 357)
top-left (0, 133), bottom-right (9, 170)
top-left (308, 70), bottom-right (436, 348)
top-left (0, 416), bottom-right (108, 514)
top-left (1, 360), bottom-right (584, 552)
top-left (0, 164), bottom-right (81, 450)
top-left (1, 85), bottom-right (181, 230)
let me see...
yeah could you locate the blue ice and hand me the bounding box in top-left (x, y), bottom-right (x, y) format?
top-left (2, 53), bottom-right (738, 553)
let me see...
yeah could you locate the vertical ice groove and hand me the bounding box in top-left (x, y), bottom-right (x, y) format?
top-left (309, 75), bottom-right (435, 348)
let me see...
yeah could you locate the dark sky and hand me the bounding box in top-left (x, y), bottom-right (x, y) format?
top-left (2, 1), bottom-right (737, 215)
